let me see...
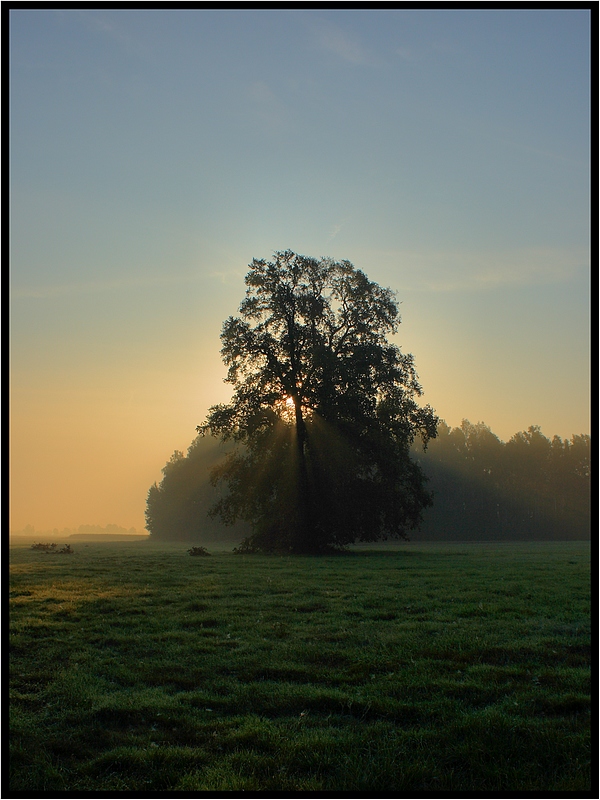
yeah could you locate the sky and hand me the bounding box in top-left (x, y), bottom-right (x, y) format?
top-left (9, 8), bottom-right (590, 532)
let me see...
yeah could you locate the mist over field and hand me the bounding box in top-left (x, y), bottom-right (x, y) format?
top-left (10, 524), bottom-right (147, 543)
top-left (13, 418), bottom-right (589, 549)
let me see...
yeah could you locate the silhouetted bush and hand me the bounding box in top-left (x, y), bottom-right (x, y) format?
top-left (187, 546), bottom-right (210, 557)
top-left (232, 540), bottom-right (262, 554)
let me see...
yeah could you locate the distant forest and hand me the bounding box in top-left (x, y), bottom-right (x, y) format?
top-left (411, 421), bottom-right (590, 542)
top-left (146, 421), bottom-right (590, 544)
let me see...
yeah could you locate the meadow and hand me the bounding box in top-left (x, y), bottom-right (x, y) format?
top-left (9, 539), bottom-right (591, 793)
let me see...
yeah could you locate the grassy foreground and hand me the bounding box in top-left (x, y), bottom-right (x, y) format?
top-left (9, 540), bottom-right (591, 793)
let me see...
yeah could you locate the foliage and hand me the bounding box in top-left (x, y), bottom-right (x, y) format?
top-left (199, 251), bottom-right (438, 553)
top-left (413, 421), bottom-right (591, 540)
top-left (9, 540), bottom-right (591, 792)
top-left (29, 542), bottom-right (74, 554)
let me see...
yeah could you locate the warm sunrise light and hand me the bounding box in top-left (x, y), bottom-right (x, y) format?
top-left (9, 9), bottom-right (590, 533)
top-left (273, 395), bottom-right (298, 425)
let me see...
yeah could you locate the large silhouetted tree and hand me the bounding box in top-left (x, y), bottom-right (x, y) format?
top-left (198, 250), bottom-right (438, 553)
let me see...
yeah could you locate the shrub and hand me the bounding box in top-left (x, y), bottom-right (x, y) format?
top-left (232, 540), bottom-right (262, 554)
top-left (30, 542), bottom-right (57, 552)
top-left (187, 546), bottom-right (210, 557)
top-left (30, 542), bottom-right (74, 554)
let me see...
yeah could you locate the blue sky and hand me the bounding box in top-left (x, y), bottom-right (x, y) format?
top-left (10, 9), bottom-right (590, 531)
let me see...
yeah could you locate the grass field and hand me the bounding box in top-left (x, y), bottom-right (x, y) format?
top-left (9, 539), bottom-right (591, 793)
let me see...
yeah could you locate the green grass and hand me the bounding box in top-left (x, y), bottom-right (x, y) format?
top-left (9, 539), bottom-right (591, 792)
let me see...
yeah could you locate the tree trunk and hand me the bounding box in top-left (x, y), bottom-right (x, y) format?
top-left (293, 397), bottom-right (313, 553)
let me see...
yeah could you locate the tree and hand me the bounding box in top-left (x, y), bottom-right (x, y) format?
top-left (198, 250), bottom-right (438, 554)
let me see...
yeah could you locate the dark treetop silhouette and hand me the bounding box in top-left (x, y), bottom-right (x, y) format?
top-left (198, 250), bottom-right (438, 554)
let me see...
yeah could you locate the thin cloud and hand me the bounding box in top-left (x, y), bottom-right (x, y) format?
top-left (11, 273), bottom-right (201, 300)
top-left (372, 247), bottom-right (589, 293)
top-left (209, 270), bottom-right (246, 286)
top-left (248, 81), bottom-right (279, 106)
top-left (494, 135), bottom-right (588, 168)
top-left (76, 11), bottom-right (143, 55)
top-left (395, 46), bottom-right (413, 61)
top-left (312, 19), bottom-right (374, 66)
top-left (327, 222), bottom-right (346, 242)
top-left (246, 81), bottom-right (289, 134)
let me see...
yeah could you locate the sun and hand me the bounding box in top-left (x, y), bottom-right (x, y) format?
top-left (274, 395), bottom-right (298, 424)
top-left (274, 394), bottom-right (314, 424)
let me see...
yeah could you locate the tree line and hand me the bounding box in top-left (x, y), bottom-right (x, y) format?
top-left (412, 420), bottom-right (590, 541)
top-left (145, 420), bottom-right (590, 544)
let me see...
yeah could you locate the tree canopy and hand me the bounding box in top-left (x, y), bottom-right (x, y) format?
top-left (198, 250), bottom-right (438, 553)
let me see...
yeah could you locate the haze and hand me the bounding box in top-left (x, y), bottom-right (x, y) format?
top-left (9, 9), bottom-right (590, 532)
